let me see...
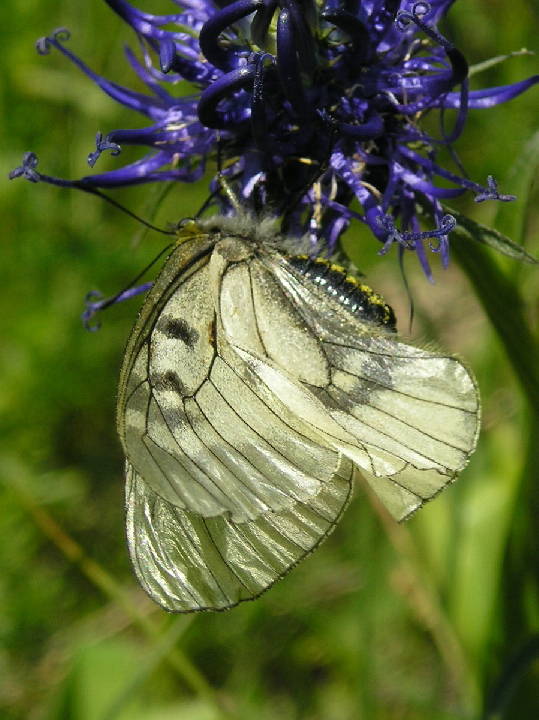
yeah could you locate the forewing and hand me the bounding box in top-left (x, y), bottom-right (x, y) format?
top-left (118, 236), bottom-right (345, 524)
top-left (125, 457), bottom-right (354, 612)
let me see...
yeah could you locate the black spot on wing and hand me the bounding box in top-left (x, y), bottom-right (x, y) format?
top-left (159, 317), bottom-right (200, 345)
top-left (152, 370), bottom-right (187, 396)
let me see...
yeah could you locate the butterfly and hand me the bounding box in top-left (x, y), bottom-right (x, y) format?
top-left (117, 214), bottom-right (480, 612)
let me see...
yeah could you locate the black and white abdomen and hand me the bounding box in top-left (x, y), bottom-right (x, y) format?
top-left (287, 255), bottom-right (396, 331)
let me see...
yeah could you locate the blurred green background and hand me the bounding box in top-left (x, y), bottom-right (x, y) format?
top-left (1, 1), bottom-right (538, 718)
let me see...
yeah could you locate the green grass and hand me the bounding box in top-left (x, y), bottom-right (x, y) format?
top-left (1, 1), bottom-right (538, 718)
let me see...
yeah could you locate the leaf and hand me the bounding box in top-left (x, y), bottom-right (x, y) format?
top-left (450, 233), bottom-right (539, 415)
top-left (468, 49), bottom-right (534, 78)
top-left (503, 130), bottom-right (539, 246)
top-left (446, 207), bottom-right (537, 264)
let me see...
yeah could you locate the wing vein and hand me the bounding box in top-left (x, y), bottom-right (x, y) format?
top-left (201, 518), bottom-right (253, 591)
top-left (247, 264), bottom-right (269, 356)
top-left (329, 366), bottom-right (477, 413)
top-left (207, 377), bottom-right (300, 488)
top-left (148, 398), bottom-right (234, 510)
top-left (329, 384), bottom-right (471, 453)
top-left (141, 433), bottom-right (192, 505)
top-left (218, 353), bottom-right (348, 452)
top-left (324, 384), bottom-right (464, 466)
top-left (191, 393), bottom-right (274, 510)
top-left (324, 340), bottom-right (455, 361)
top-left (170, 507), bottom-right (230, 604)
top-left (124, 376), bottom-right (149, 409)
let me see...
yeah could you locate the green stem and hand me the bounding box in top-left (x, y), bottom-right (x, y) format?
top-left (481, 635), bottom-right (539, 720)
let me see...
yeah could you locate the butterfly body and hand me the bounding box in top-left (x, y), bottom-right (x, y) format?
top-left (287, 255), bottom-right (397, 329)
top-left (118, 215), bottom-right (480, 612)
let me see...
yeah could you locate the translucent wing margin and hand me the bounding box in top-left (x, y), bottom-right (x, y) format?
top-left (125, 458), bottom-right (354, 612)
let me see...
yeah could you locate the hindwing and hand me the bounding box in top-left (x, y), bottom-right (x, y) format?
top-left (243, 255), bottom-right (480, 520)
top-left (126, 456), bottom-right (353, 612)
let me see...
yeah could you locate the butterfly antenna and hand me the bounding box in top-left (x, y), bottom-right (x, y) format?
top-left (83, 241), bottom-right (174, 330)
top-left (195, 186), bottom-right (222, 219)
top-left (280, 157), bottom-right (324, 234)
top-left (195, 167), bottom-right (244, 219)
top-left (79, 185), bottom-right (176, 236)
top-left (123, 242), bottom-right (174, 291)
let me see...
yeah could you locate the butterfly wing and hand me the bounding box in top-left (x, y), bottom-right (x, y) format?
top-left (118, 233), bottom-right (349, 527)
top-left (119, 231), bottom-right (361, 611)
top-left (315, 333), bottom-right (479, 519)
top-left (119, 224), bottom-right (480, 612)
top-left (125, 456), bottom-right (353, 612)
top-left (215, 253), bottom-right (480, 522)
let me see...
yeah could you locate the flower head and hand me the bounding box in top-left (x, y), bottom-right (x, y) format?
top-left (10, 0), bottom-right (539, 278)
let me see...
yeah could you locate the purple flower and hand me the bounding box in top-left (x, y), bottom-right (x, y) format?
top-left (10, 1), bottom-right (539, 278)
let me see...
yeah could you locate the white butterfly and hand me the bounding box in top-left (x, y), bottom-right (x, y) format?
top-left (117, 215), bottom-right (480, 612)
